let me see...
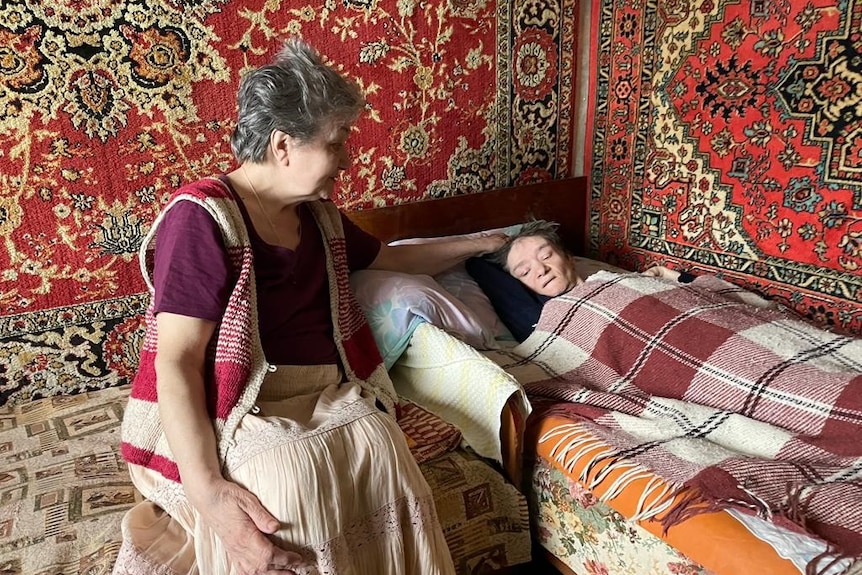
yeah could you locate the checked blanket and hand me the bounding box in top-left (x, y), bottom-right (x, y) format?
top-left (504, 272), bottom-right (862, 566)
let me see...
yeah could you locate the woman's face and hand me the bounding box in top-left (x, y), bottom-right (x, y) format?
top-left (286, 121), bottom-right (352, 201)
top-left (506, 236), bottom-right (582, 297)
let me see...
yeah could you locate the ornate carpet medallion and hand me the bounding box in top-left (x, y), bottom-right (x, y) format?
top-left (0, 0), bottom-right (576, 402)
top-left (588, 0), bottom-right (862, 333)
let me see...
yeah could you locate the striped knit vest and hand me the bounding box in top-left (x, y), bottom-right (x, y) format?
top-left (120, 177), bottom-right (396, 482)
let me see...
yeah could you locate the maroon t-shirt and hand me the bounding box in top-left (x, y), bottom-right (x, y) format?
top-left (152, 185), bottom-right (381, 365)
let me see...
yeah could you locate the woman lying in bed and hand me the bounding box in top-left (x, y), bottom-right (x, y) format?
top-left (468, 223), bottom-right (861, 570)
top-left (466, 220), bottom-right (696, 342)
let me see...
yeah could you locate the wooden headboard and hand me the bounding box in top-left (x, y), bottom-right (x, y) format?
top-left (345, 177), bottom-right (589, 255)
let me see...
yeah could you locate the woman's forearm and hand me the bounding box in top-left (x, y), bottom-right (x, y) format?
top-left (371, 235), bottom-right (506, 276)
top-left (156, 358), bottom-right (223, 496)
top-left (153, 312), bottom-right (224, 501)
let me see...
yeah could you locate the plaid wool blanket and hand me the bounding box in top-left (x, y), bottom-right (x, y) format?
top-left (506, 272), bottom-right (862, 569)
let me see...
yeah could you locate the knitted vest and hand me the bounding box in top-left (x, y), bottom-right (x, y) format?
top-left (120, 177), bottom-right (396, 482)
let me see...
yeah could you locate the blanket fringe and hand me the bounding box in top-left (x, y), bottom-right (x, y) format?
top-left (631, 475), bottom-right (679, 522)
top-left (658, 486), bottom-right (713, 534)
top-left (807, 545), bottom-right (860, 575)
top-left (779, 480), bottom-right (810, 528)
top-left (780, 484), bottom-right (861, 575)
top-left (539, 423), bottom-right (680, 522)
top-left (537, 424), bottom-right (862, 574)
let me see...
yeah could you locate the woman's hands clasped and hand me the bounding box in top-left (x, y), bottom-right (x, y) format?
top-left (188, 477), bottom-right (305, 575)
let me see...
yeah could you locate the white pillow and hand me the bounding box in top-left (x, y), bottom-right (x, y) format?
top-left (573, 255), bottom-right (628, 278)
top-left (350, 270), bottom-right (495, 369)
top-left (389, 225), bottom-right (523, 342)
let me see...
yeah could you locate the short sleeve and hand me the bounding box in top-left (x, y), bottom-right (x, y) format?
top-left (152, 201), bottom-right (233, 322)
top-left (341, 212), bottom-right (382, 271)
top-left (465, 256), bottom-right (546, 343)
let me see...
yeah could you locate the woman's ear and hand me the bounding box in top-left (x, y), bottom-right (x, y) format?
top-left (269, 130), bottom-right (292, 166)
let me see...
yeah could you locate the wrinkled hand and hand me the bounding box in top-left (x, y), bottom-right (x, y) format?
top-left (641, 265), bottom-right (680, 281)
top-left (476, 233), bottom-right (508, 255)
top-left (188, 477), bottom-right (304, 575)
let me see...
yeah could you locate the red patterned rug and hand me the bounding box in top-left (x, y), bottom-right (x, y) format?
top-left (0, 0), bottom-right (577, 403)
top-left (587, 0), bottom-right (862, 334)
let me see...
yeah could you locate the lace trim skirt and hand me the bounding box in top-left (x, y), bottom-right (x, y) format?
top-left (114, 365), bottom-right (455, 575)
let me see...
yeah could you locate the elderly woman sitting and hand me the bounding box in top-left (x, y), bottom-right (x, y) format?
top-left (115, 37), bottom-right (504, 575)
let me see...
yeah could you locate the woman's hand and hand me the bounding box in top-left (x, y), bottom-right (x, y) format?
top-left (475, 232), bottom-right (508, 255)
top-left (189, 477), bottom-right (304, 575)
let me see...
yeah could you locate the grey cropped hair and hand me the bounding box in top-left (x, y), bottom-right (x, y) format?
top-left (230, 37), bottom-right (365, 163)
top-left (488, 219), bottom-right (567, 270)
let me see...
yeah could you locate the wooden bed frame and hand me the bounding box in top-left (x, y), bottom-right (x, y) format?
top-left (346, 177), bottom-right (589, 254)
top-left (345, 176), bottom-right (589, 575)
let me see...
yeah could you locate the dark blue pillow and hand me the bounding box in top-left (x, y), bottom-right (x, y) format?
top-left (465, 257), bottom-right (549, 343)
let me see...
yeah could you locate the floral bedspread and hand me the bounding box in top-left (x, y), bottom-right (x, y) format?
top-left (529, 457), bottom-right (712, 575)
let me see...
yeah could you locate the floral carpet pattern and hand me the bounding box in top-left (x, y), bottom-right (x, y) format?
top-left (0, 0), bottom-right (576, 403)
top-left (587, 0), bottom-right (862, 334)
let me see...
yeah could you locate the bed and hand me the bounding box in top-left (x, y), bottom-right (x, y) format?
top-left (347, 176), bottom-right (862, 575)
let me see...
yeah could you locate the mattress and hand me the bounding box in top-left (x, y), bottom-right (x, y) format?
top-left (527, 410), bottom-right (807, 575)
top-left (529, 452), bottom-right (712, 575)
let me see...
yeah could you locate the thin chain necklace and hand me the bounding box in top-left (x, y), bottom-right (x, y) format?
top-left (241, 164), bottom-right (286, 246)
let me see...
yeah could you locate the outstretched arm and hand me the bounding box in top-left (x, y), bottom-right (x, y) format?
top-left (368, 234), bottom-right (507, 276)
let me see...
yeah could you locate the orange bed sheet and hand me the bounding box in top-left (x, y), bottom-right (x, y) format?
top-left (527, 412), bottom-right (800, 575)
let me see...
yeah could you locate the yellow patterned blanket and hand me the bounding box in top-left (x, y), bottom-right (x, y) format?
top-left (390, 322), bottom-right (530, 464)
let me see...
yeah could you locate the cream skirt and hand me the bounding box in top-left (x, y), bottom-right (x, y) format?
top-left (113, 365), bottom-right (455, 575)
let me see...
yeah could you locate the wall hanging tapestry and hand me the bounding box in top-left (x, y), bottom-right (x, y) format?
top-left (0, 0), bottom-right (577, 403)
top-left (587, 0), bottom-right (862, 334)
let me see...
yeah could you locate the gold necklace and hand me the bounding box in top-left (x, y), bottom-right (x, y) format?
top-left (241, 165), bottom-right (285, 246)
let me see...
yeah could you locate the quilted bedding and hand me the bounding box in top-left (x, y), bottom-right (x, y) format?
top-left (0, 385), bottom-right (530, 574)
top-left (496, 271), bottom-right (862, 572)
top-left (390, 321), bottom-right (530, 464)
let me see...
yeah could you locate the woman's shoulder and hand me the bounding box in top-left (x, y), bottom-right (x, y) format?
top-left (167, 176), bottom-right (234, 203)
top-left (156, 178), bottom-right (236, 229)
